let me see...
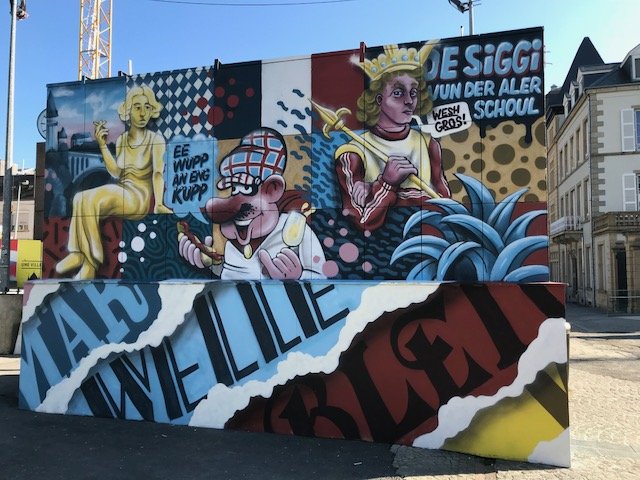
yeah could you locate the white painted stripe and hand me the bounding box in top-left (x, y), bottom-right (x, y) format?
top-left (190, 283), bottom-right (440, 429)
top-left (36, 283), bottom-right (208, 414)
top-left (261, 56), bottom-right (311, 135)
top-left (362, 183), bottom-right (390, 222)
top-left (339, 154), bottom-right (364, 216)
top-left (413, 317), bottom-right (568, 455)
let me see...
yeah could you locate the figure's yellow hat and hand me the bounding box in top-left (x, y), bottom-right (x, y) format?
top-left (354, 42), bottom-right (437, 81)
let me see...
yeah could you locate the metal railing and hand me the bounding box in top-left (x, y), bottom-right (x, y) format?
top-left (608, 292), bottom-right (640, 315)
top-left (550, 216), bottom-right (583, 236)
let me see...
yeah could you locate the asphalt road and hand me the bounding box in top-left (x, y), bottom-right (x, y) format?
top-left (0, 366), bottom-right (400, 480)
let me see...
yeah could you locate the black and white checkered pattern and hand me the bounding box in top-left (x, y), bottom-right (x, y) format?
top-left (130, 67), bottom-right (215, 139)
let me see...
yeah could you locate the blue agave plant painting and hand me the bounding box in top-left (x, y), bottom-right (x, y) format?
top-left (392, 174), bottom-right (549, 282)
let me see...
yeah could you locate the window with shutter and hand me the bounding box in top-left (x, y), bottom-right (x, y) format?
top-left (621, 109), bottom-right (635, 152)
top-left (636, 110), bottom-right (640, 150)
top-left (622, 173), bottom-right (638, 211)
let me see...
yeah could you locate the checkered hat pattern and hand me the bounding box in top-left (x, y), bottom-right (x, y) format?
top-left (217, 128), bottom-right (287, 189)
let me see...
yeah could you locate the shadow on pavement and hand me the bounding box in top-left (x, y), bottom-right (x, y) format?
top-left (570, 357), bottom-right (639, 363)
top-left (393, 445), bottom-right (564, 477)
top-left (0, 367), bottom-right (402, 480)
top-left (573, 334), bottom-right (640, 341)
top-left (566, 303), bottom-right (640, 334)
top-left (0, 373), bottom-right (18, 406)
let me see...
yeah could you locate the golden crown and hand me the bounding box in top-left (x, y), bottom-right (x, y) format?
top-left (354, 42), bottom-right (437, 81)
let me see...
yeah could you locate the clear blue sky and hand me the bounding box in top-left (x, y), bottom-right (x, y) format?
top-left (0, 0), bottom-right (638, 169)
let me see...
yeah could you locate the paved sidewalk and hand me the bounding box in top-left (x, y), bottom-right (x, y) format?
top-left (1, 303), bottom-right (639, 479)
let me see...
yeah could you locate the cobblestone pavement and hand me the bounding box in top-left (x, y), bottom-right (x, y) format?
top-left (1, 304), bottom-right (639, 479)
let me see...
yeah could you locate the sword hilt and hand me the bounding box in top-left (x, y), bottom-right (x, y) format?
top-left (310, 99), bottom-right (352, 139)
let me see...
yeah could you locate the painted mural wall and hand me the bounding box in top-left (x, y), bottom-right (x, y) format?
top-left (20, 281), bottom-right (569, 466)
top-left (21, 26), bottom-right (570, 467)
top-left (42, 27), bottom-right (547, 282)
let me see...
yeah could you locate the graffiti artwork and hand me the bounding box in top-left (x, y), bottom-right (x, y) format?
top-left (20, 281), bottom-right (568, 466)
top-left (22, 26), bottom-right (569, 466)
top-left (180, 127), bottom-right (327, 279)
top-left (42, 27), bottom-right (547, 282)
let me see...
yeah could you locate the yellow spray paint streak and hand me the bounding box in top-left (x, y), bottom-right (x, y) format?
top-left (443, 362), bottom-right (568, 462)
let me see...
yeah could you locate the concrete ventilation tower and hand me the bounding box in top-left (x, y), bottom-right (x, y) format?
top-left (78, 0), bottom-right (112, 80)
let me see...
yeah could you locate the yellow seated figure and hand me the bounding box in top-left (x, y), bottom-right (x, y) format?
top-left (56, 86), bottom-right (171, 280)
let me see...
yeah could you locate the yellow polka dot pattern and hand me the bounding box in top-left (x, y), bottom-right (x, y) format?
top-left (440, 117), bottom-right (547, 203)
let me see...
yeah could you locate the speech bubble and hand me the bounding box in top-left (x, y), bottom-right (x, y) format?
top-left (414, 101), bottom-right (472, 139)
top-left (165, 134), bottom-right (216, 224)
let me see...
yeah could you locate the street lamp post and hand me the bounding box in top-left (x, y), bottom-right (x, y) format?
top-left (12, 159), bottom-right (26, 240)
top-left (13, 178), bottom-right (28, 240)
top-left (0, 0), bottom-right (18, 292)
top-left (448, 0), bottom-right (475, 36)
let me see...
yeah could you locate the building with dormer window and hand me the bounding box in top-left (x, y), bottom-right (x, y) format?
top-left (546, 38), bottom-right (640, 313)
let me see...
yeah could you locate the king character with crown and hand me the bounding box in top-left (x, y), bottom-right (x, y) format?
top-left (316, 43), bottom-right (451, 232)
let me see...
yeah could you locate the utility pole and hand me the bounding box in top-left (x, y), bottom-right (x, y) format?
top-left (0, 0), bottom-right (19, 292)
